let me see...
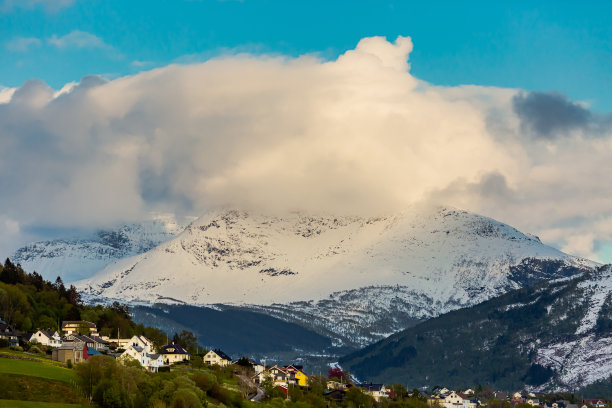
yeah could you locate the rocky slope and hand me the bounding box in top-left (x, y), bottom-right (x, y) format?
top-left (12, 214), bottom-right (190, 282)
top-left (339, 265), bottom-right (612, 391)
top-left (75, 207), bottom-right (596, 346)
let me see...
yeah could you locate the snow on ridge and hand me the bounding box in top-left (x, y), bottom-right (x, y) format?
top-left (12, 213), bottom-right (193, 283)
top-left (575, 268), bottom-right (612, 335)
top-left (73, 206), bottom-right (596, 345)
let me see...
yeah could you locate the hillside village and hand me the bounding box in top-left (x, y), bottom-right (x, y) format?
top-left (2, 316), bottom-right (612, 408)
top-left (1, 260), bottom-right (612, 407)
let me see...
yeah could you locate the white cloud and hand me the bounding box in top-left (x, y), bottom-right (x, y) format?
top-left (6, 37), bottom-right (42, 52)
top-left (1, 36), bottom-right (611, 261)
top-left (1, 0), bottom-right (75, 13)
top-left (47, 30), bottom-right (112, 50)
top-left (0, 87), bottom-right (16, 103)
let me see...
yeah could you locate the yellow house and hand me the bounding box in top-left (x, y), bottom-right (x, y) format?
top-left (294, 369), bottom-right (308, 386)
top-left (161, 343), bottom-right (191, 365)
top-left (282, 365), bottom-right (309, 386)
top-left (203, 349), bottom-right (232, 367)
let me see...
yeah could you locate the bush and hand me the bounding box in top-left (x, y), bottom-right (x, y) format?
top-left (29, 345), bottom-right (44, 354)
top-left (193, 372), bottom-right (216, 392)
top-left (0, 339), bottom-right (9, 348)
top-left (9, 345), bottom-right (23, 352)
top-left (67, 359), bottom-right (73, 369)
top-left (209, 383), bottom-right (233, 405)
top-left (172, 389), bottom-right (204, 408)
top-left (93, 378), bottom-right (131, 408)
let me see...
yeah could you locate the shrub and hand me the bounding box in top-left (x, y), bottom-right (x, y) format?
top-left (193, 372), bottom-right (216, 392)
top-left (67, 359), bottom-right (73, 369)
top-left (172, 389), bottom-right (204, 408)
top-left (29, 345), bottom-right (43, 354)
top-left (9, 345), bottom-right (23, 352)
top-left (0, 339), bottom-right (9, 348)
top-left (93, 378), bottom-right (131, 408)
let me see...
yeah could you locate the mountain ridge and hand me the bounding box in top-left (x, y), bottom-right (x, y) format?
top-left (12, 214), bottom-right (191, 282)
top-left (75, 206), bottom-right (596, 346)
top-left (338, 265), bottom-right (612, 392)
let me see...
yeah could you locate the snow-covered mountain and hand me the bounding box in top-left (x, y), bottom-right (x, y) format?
top-left (12, 214), bottom-right (191, 282)
top-left (339, 265), bottom-right (612, 391)
top-left (76, 207), bottom-right (596, 346)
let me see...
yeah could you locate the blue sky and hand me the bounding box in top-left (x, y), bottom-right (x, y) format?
top-left (2, 0), bottom-right (612, 110)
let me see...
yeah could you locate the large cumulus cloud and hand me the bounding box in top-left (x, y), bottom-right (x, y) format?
top-left (1, 36), bottom-right (611, 261)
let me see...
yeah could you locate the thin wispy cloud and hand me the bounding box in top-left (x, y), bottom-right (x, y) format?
top-left (5, 37), bottom-right (42, 52)
top-left (47, 30), bottom-right (112, 50)
top-left (0, 0), bottom-right (76, 13)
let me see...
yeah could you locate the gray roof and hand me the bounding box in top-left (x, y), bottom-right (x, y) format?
top-left (161, 344), bottom-right (191, 355)
top-left (57, 341), bottom-right (85, 350)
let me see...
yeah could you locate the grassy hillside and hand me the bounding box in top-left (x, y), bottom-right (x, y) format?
top-left (0, 401), bottom-right (87, 408)
top-left (0, 353), bottom-right (86, 405)
top-left (0, 357), bottom-right (76, 383)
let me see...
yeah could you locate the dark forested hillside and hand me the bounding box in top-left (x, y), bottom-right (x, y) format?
top-left (339, 265), bottom-right (612, 392)
top-left (0, 258), bottom-right (167, 348)
top-left (132, 303), bottom-right (334, 354)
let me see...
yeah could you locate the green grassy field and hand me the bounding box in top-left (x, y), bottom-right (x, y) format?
top-left (0, 399), bottom-right (88, 407)
top-left (0, 350), bottom-right (66, 367)
top-left (0, 374), bottom-right (85, 405)
top-left (0, 358), bottom-right (75, 383)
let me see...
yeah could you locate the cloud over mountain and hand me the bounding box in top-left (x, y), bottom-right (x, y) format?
top-left (1, 36), bottom-right (611, 261)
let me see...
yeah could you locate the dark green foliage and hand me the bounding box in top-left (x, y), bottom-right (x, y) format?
top-left (345, 387), bottom-right (375, 408)
top-left (596, 294), bottom-right (612, 334)
top-left (522, 363), bottom-right (554, 386)
top-left (173, 329), bottom-right (199, 353)
top-left (0, 259), bottom-right (168, 346)
top-left (132, 303), bottom-right (332, 354)
top-left (577, 375), bottom-right (612, 399)
top-left (94, 378), bottom-right (132, 408)
top-left (193, 372), bottom-right (216, 392)
top-left (340, 272), bottom-right (596, 390)
top-left (236, 356), bottom-right (251, 366)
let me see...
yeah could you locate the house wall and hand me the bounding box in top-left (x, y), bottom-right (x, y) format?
top-left (294, 372), bottom-right (308, 386)
top-left (204, 352), bottom-right (229, 366)
top-left (53, 348), bottom-right (84, 364)
top-left (164, 353), bottom-right (190, 365)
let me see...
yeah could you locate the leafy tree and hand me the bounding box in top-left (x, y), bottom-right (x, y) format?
top-left (236, 357), bottom-right (251, 367)
top-left (345, 387), bottom-right (374, 408)
top-left (172, 330), bottom-right (198, 354)
top-left (93, 378), bottom-right (131, 408)
top-left (67, 285), bottom-right (82, 306)
top-left (192, 372), bottom-right (216, 392)
top-left (77, 321), bottom-right (91, 335)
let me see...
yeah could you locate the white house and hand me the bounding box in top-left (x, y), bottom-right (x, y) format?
top-left (140, 352), bottom-right (164, 372)
top-left (126, 335), bottom-right (155, 353)
top-left (30, 330), bottom-right (62, 347)
top-left (357, 384), bottom-right (390, 402)
top-left (203, 349), bottom-right (231, 367)
top-left (443, 391), bottom-right (465, 408)
top-left (119, 347), bottom-right (164, 372)
top-left (61, 320), bottom-right (98, 335)
top-left (161, 344), bottom-right (191, 365)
